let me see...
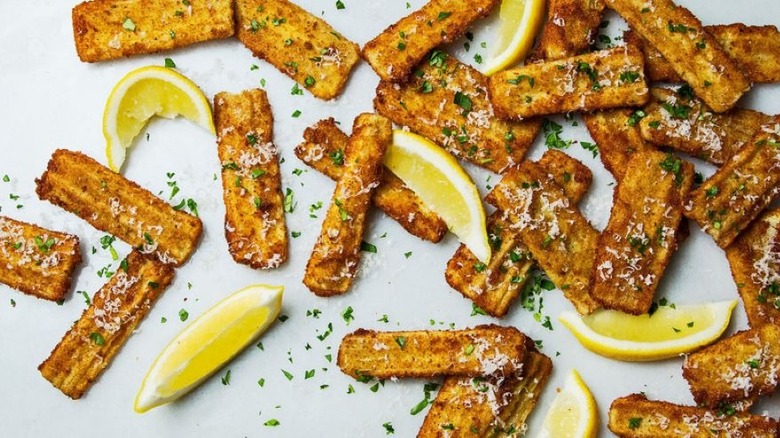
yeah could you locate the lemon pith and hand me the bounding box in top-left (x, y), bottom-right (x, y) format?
top-left (483, 0), bottom-right (546, 76)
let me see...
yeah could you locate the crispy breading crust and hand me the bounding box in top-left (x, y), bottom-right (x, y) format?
top-left (0, 216), bottom-right (81, 301)
top-left (684, 116), bottom-right (780, 248)
top-left (35, 149), bottom-right (202, 266)
top-left (591, 151), bottom-right (693, 315)
top-left (583, 108), bottom-right (656, 181)
top-left (303, 114), bottom-right (391, 296)
top-left (527, 0), bottom-right (607, 62)
top-left (726, 209), bottom-right (780, 327)
top-left (235, 0), bottom-right (359, 100)
top-left (608, 393), bottom-right (779, 437)
top-left (362, 0), bottom-right (499, 82)
top-left (295, 118), bottom-right (448, 243)
top-left (374, 51), bottom-right (539, 174)
top-left (489, 46), bottom-right (649, 120)
top-left (215, 89), bottom-right (288, 270)
top-left (337, 325), bottom-right (526, 380)
top-left (639, 88), bottom-right (770, 166)
top-left (605, 0), bottom-right (751, 113)
top-left (39, 251), bottom-right (174, 399)
top-left (72, 0), bottom-right (234, 63)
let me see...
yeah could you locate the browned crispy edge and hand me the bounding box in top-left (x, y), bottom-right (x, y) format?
top-left (528, 0), bottom-right (607, 62)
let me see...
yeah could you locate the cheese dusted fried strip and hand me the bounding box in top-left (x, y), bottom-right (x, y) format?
top-left (295, 118), bottom-right (447, 243)
top-left (35, 149), bottom-right (202, 266)
top-left (608, 393), bottom-right (779, 437)
top-left (445, 150), bottom-right (592, 317)
top-left (592, 151), bottom-right (693, 315)
top-left (235, 0), bottom-right (359, 100)
top-left (639, 88), bottom-right (770, 166)
top-left (39, 251), bottom-right (174, 399)
top-left (362, 0), bottom-right (498, 82)
top-left (489, 46), bottom-right (649, 120)
top-left (72, 0), bottom-right (234, 63)
top-left (338, 325), bottom-right (526, 380)
top-left (215, 89), bottom-right (287, 269)
top-left (583, 109), bottom-right (656, 181)
top-left (605, 0), bottom-right (751, 113)
top-left (0, 216), bottom-right (81, 301)
top-left (374, 51), bottom-right (538, 174)
top-left (527, 0), bottom-right (606, 62)
top-left (303, 114), bottom-right (390, 296)
top-left (684, 116), bottom-right (780, 248)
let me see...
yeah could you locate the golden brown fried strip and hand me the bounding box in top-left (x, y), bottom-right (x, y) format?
top-left (684, 116), bottom-right (780, 248)
top-left (0, 216), bottom-right (81, 302)
top-left (605, 0), bottom-right (751, 113)
top-left (295, 118), bottom-right (448, 243)
top-left (362, 0), bottom-right (498, 82)
top-left (583, 108), bottom-right (656, 181)
top-left (337, 325), bottom-right (526, 380)
top-left (215, 89), bottom-right (288, 270)
top-left (592, 151), bottom-right (693, 315)
top-left (36, 149), bottom-right (201, 266)
top-left (235, 0), bottom-right (359, 100)
top-left (374, 51), bottom-right (539, 174)
top-left (726, 209), bottom-right (780, 327)
top-left (303, 114), bottom-right (391, 296)
top-left (639, 88), bottom-right (770, 166)
top-left (72, 0), bottom-right (234, 63)
top-left (39, 251), bottom-right (174, 399)
top-left (527, 0), bottom-right (606, 62)
top-left (489, 46), bottom-right (649, 120)
top-left (608, 393), bottom-right (779, 437)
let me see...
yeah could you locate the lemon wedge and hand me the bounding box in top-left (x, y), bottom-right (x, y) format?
top-left (134, 284), bottom-right (283, 413)
top-left (384, 130), bottom-right (490, 262)
top-left (103, 65), bottom-right (215, 172)
top-left (482, 0), bottom-right (546, 76)
top-left (537, 369), bottom-right (598, 438)
top-left (559, 300), bottom-right (737, 362)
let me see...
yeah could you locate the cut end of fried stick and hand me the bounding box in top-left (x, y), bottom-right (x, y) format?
top-left (527, 0), bottom-right (607, 63)
top-left (583, 108), bottom-right (656, 182)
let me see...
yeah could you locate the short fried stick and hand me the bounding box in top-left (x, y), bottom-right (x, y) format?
top-left (0, 216), bottom-right (81, 302)
top-left (362, 0), bottom-right (498, 82)
top-left (303, 114), bottom-right (391, 296)
top-left (583, 108), bottom-right (656, 181)
top-left (36, 149), bottom-right (202, 266)
top-left (527, 0), bottom-right (606, 62)
top-left (235, 0), bottom-right (359, 100)
top-left (295, 118), bottom-right (447, 243)
top-left (39, 251), bottom-right (174, 399)
top-left (338, 325), bottom-right (526, 380)
top-left (72, 0), bottom-right (234, 63)
top-left (215, 89), bottom-right (287, 269)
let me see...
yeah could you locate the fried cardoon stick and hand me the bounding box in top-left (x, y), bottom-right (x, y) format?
top-left (583, 108), bottom-right (656, 181)
top-left (527, 0), bottom-right (606, 62)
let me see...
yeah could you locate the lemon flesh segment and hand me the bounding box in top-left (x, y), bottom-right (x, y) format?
top-left (385, 130), bottom-right (490, 262)
top-left (134, 284), bottom-right (283, 413)
top-left (537, 369), bottom-right (598, 438)
top-left (559, 300), bottom-right (737, 362)
top-left (482, 0), bottom-right (546, 76)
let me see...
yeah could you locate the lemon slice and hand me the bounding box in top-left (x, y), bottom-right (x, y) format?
top-left (536, 369), bottom-right (598, 438)
top-left (385, 130), bottom-right (490, 262)
top-left (559, 300), bottom-right (737, 362)
top-left (103, 65), bottom-right (215, 172)
top-left (482, 0), bottom-right (546, 76)
top-left (134, 284), bottom-right (283, 413)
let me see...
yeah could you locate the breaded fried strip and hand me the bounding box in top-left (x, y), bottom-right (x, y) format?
top-left (72, 0), bottom-right (234, 63)
top-left (362, 0), bottom-right (498, 82)
top-left (608, 393), bottom-right (778, 437)
top-left (374, 51), bottom-right (539, 174)
top-left (639, 87), bottom-right (770, 165)
top-left (35, 149), bottom-right (202, 266)
top-left (0, 216), bottom-right (81, 302)
top-left (39, 251), bottom-right (174, 399)
top-left (592, 151), bottom-right (693, 315)
top-left (303, 114), bottom-right (390, 296)
top-left (684, 116), bottom-right (780, 248)
top-left (295, 118), bottom-right (447, 243)
top-left (726, 209), bottom-right (780, 327)
top-left (605, 0), bottom-right (751, 113)
top-left (215, 89), bottom-right (287, 270)
top-left (527, 0), bottom-right (606, 62)
top-left (338, 325), bottom-right (526, 379)
top-left (486, 161), bottom-right (600, 315)
top-left (489, 46), bottom-right (649, 120)
top-left (235, 0), bottom-right (359, 100)
top-left (445, 150), bottom-right (592, 317)
top-left (583, 108), bottom-right (655, 181)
